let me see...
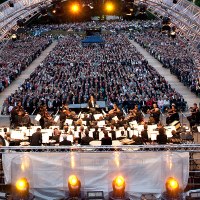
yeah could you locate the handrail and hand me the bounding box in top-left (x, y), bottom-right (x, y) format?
top-left (1, 144), bottom-right (200, 152)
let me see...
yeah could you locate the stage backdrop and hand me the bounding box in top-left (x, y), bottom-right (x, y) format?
top-left (2, 151), bottom-right (189, 200)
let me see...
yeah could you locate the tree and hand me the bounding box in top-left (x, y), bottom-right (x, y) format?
top-left (195, 0), bottom-right (200, 6)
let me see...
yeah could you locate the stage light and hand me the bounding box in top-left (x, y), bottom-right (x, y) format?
top-left (166, 177), bottom-right (179, 192)
top-left (163, 177), bottom-right (182, 199)
top-left (16, 178), bottom-right (29, 192)
top-left (110, 175), bottom-right (126, 199)
top-left (11, 34), bottom-right (17, 40)
top-left (105, 2), bottom-right (114, 13)
top-left (71, 4), bottom-right (80, 13)
top-left (68, 175), bottom-right (81, 198)
top-left (13, 177), bottom-right (34, 199)
top-left (52, 9), bottom-right (56, 14)
top-left (14, 178), bottom-right (29, 199)
top-left (115, 176), bottom-right (125, 188)
top-left (69, 175), bottom-right (78, 186)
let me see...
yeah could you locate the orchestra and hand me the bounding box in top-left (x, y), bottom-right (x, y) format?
top-left (9, 101), bottom-right (186, 129)
top-left (7, 100), bottom-right (199, 146)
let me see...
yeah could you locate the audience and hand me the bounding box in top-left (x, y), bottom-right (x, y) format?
top-left (133, 24), bottom-right (200, 98)
top-left (0, 20), bottom-right (198, 147)
top-left (0, 34), bottom-right (52, 106)
top-left (5, 26), bottom-right (185, 114)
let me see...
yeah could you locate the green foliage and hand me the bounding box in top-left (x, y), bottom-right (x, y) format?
top-left (195, 0), bottom-right (200, 6)
top-left (0, 0), bottom-right (7, 4)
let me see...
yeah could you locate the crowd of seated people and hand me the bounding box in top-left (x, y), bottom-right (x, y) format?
top-left (3, 29), bottom-right (186, 116)
top-left (132, 25), bottom-right (200, 97)
top-left (0, 34), bottom-right (52, 113)
top-left (30, 20), bottom-right (158, 36)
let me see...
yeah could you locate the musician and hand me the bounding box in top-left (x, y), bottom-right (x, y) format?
top-left (187, 103), bottom-right (200, 127)
top-left (81, 129), bottom-right (94, 145)
top-left (156, 127), bottom-right (168, 145)
top-left (38, 105), bottom-right (47, 128)
top-left (16, 101), bottom-right (26, 126)
top-left (60, 105), bottom-right (71, 129)
top-left (141, 124), bottom-right (149, 143)
top-left (10, 106), bottom-right (18, 128)
top-left (10, 101), bottom-right (25, 128)
top-left (93, 126), bottom-right (100, 140)
top-left (59, 134), bottom-right (72, 146)
top-left (166, 104), bottom-right (179, 125)
top-left (117, 131), bottom-right (127, 140)
top-left (21, 112), bottom-right (32, 127)
top-left (109, 125), bottom-right (116, 140)
top-left (38, 104), bottom-right (56, 128)
top-left (128, 105), bottom-right (143, 123)
top-left (52, 128), bottom-right (61, 143)
top-left (44, 111), bottom-right (55, 128)
top-left (123, 124), bottom-right (130, 138)
top-left (88, 95), bottom-right (97, 109)
top-left (148, 103), bottom-right (160, 124)
top-left (82, 114), bottom-right (91, 126)
top-left (101, 131), bottom-right (112, 145)
top-left (130, 134), bottom-right (143, 145)
top-left (108, 103), bottom-right (121, 118)
top-left (30, 128), bottom-right (42, 146)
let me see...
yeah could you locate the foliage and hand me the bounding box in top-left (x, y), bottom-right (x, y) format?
top-left (195, 0), bottom-right (200, 6)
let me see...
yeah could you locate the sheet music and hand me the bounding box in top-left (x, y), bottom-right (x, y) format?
top-left (97, 120), bottom-right (105, 127)
top-left (65, 119), bottom-right (73, 126)
top-left (35, 114), bottom-right (41, 121)
top-left (94, 114), bottom-right (103, 120)
top-left (54, 115), bottom-right (60, 122)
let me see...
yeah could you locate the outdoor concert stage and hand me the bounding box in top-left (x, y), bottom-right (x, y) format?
top-left (2, 146), bottom-right (190, 200)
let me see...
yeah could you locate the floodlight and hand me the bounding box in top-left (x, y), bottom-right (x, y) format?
top-left (162, 177), bottom-right (182, 199)
top-left (11, 34), bottom-right (17, 41)
top-left (12, 178), bottom-right (34, 199)
top-left (71, 4), bottom-right (80, 13)
top-left (109, 175), bottom-right (129, 200)
top-left (52, 9), bottom-right (56, 14)
top-left (68, 175), bottom-right (81, 198)
top-left (105, 2), bottom-right (114, 13)
top-left (15, 178), bottom-right (29, 193)
top-left (166, 177), bottom-right (179, 193)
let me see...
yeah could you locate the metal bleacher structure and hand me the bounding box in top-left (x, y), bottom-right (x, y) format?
top-left (0, 0), bottom-right (200, 64)
top-left (1, 0), bottom-right (200, 199)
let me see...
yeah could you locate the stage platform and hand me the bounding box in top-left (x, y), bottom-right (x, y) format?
top-left (1, 146), bottom-right (190, 200)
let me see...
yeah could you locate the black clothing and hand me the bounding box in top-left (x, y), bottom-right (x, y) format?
top-left (109, 130), bottom-right (116, 140)
top-left (157, 134), bottom-right (167, 144)
top-left (52, 135), bottom-right (60, 143)
top-left (59, 139), bottom-right (72, 146)
top-left (81, 136), bottom-right (94, 145)
top-left (88, 100), bottom-right (97, 108)
top-left (93, 131), bottom-right (99, 140)
top-left (30, 131), bottom-right (42, 146)
top-left (117, 136), bottom-right (126, 140)
top-left (101, 136), bottom-right (112, 145)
